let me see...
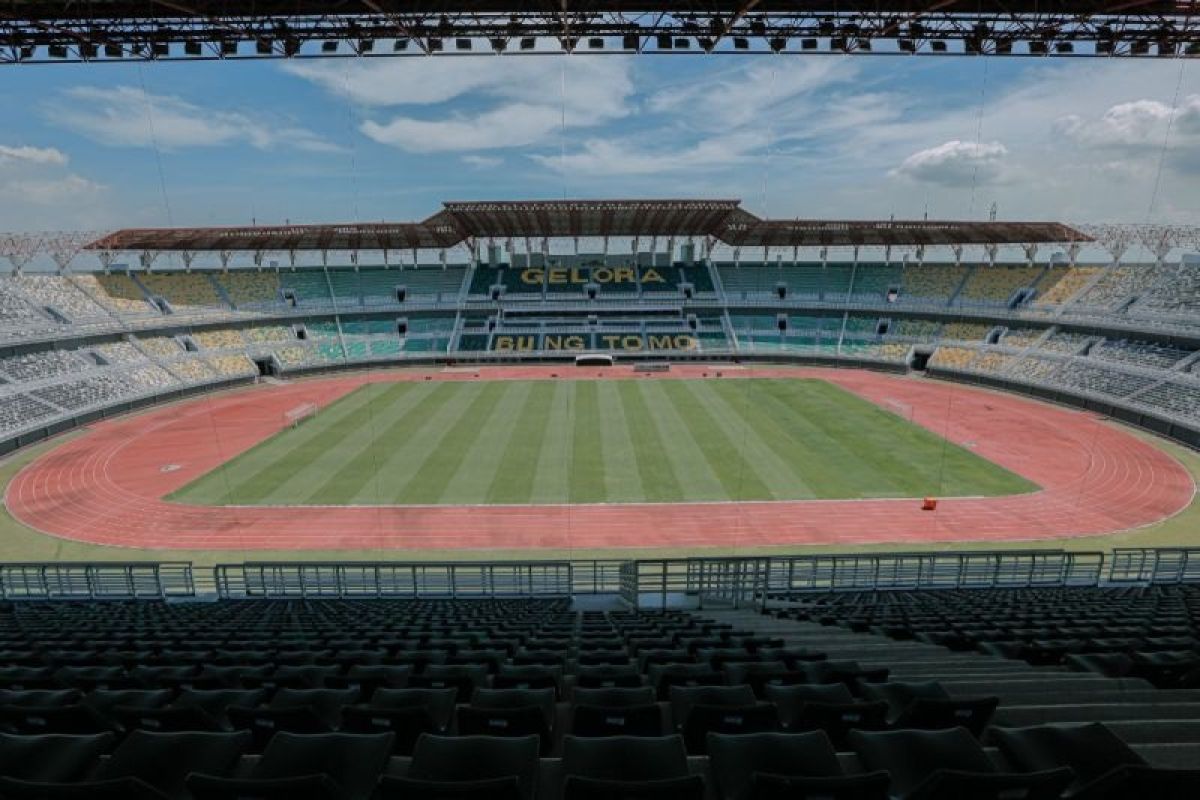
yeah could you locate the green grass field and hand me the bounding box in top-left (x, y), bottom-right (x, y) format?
top-left (170, 378), bottom-right (1035, 506)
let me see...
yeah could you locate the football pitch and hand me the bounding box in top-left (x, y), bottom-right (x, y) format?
top-left (170, 378), bottom-right (1037, 506)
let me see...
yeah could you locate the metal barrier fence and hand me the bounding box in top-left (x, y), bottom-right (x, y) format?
top-left (213, 562), bottom-right (574, 599)
top-left (1108, 548), bottom-right (1200, 585)
top-left (0, 563), bottom-right (195, 600)
top-left (0, 548), bottom-right (1195, 602)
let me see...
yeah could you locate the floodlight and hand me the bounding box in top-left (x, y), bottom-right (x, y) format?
top-left (184, 41), bottom-right (202, 56)
top-left (455, 38), bottom-right (471, 50)
top-left (769, 37), bottom-right (786, 52)
top-left (1055, 41), bottom-right (1073, 54)
top-left (256, 39), bottom-right (272, 55)
top-left (393, 39), bottom-right (408, 52)
top-left (104, 43), bottom-right (123, 57)
top-left (622, 33), bottom-right (639, 49)
top-left (151, 42), bottom-right (169, 57)
top-left (359, 39), bottom-right (375, 53)
top-left (428, 37), bottom-right (443, 51)
top-left (587, 37), bottom-right (604, 49)
top-left (801, 38), bottom-right (817, 50)
top-left (81, 43), bottom-right (98, 58)
top-left (656, 34), bottom-right (672, 49)
top-left (520, 36), bottom-right (536, 50)
top-left (48, 44), bottom-right (68, 58)
top-left (283, 38), bottom-right (300, 57)
top-left (831, 36), bottom-right (846, 51)
top-left (994, 38), bottom-right (1013, 54)
top-left (857, 38), bottom-right (871, 51)
top-left (1130, 40), bottom-right (1149, 55)
top-left (930, 40), bottom-right (947, 52)
top-left (750, 20), bottom-right (767, 36)
top-left (1029, 40), bottom-right (1048, 54)
top-left (322, 40), bottom-right (338, 53)
top-left (898, 39), bottom-right (915, 52)
top-left (674, 37), bottom-right (689, 49)
top-left (221, 40), bottom-right (237, 56)
top-left (733, 37), bottom-right (749, 50)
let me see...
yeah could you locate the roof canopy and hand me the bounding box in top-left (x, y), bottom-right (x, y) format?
top-left (87, 200), bottom-right (1091, 253)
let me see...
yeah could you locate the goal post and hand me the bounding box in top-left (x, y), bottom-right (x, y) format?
top-left (284, 403), bottom-right (319, 428)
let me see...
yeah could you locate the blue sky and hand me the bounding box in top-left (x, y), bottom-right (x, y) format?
top-left (0, 55), bottom-right (1196, 232)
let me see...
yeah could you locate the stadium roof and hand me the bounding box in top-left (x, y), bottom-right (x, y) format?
top-left (87, 200), bottom-right (1091, 253)
top-left (4, 1), bottom-right (1197, 62)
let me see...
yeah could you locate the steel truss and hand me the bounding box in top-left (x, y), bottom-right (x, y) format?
top-left (2, 4), bottom-right (1198, 64)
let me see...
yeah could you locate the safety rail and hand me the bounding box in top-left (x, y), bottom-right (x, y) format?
top-left (1108, 548), bottom-right (1200, 585)
top-left (0, 562), bottom-right (195, 600)
top-left (213, 561), bottom-right (574, 599)
top-left (0, 548), bottom-right (1195, 602)
top-left (759, 550), bottom-right (1107, 607)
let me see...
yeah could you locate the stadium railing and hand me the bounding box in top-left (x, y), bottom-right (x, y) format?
top-left (0, 561), bottom-right (196, 600)
top-left (1, 548), bottom-right (1197, 603)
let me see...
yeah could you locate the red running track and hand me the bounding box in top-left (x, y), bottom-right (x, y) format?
top-left (4, 365), bottom-right (1194, 551)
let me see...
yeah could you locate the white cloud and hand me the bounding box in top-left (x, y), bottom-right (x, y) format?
top-left (533, 130), bottom-right (764, 176)
top-left (0, 144), bottom-right (68, 166)
top-left (44, 85), bottom-right (340, 153)
top-left (891, 140), bottom-right (1011, 187)
top-left (287, 57), bottom-right (634, 154)
top-left (462, 154), bottom-right (502, 169)
top-left (11, 174), bottom-right (103, 205)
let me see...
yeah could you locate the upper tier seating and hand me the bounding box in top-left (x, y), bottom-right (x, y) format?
top-left (957, 265), bottom-right (1043, 304)
top-left (1074, 264), bottom-right (1167, 310)
top-left (72, 275), bottom-right (154, 315)
top-left (901, 264), bottom-right (967, 303)
top-left (1032, 266), bottom-right (1103, 307)
top-left (220, 272), bottom-right (280, 308)
top-left (139, 273), bottom-right (227, 310)
top-left (11, 276), bottom-right (109, 322)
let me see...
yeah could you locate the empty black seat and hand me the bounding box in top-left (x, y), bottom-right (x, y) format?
top-left (0, 732), bottom-right (114, 782)
top-left (226, 688), bottom-right (358, 751)
top-left (708, 731), bottom-right (890, 800)
top-left (457, 688), bottom-right (555, 751)
top-left (570, 687), bottom-right (662, 737)
top-left (859, 681), bottom-right (998, 737)
top-left (381, 733), bottom-right (540, 800)
top-left (188, 731), bottom-right (394, 800)
top-left (0, 730), bottom-right (250, 799)
top-left (340, 687), bottom-right (456, 754)
top-left (409, 664), bottom-right (489, 702)
top-left (767, 683), bottom-right (888, 749)
top-left (561, 735), bottom-right (703, 800)
top-left (850, 727), bottom-right (1072, 800)
top-left (574, 665), bottom-right (641, 689)
top-left (991, 722), bottom-right (1200, 799)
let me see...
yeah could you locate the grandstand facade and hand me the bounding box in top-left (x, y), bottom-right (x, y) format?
top-left (0, 201), bottom-right (1198, 453)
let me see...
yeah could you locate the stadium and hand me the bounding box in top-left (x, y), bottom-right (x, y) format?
top-left (0, 1), bottom-right (1199, 797)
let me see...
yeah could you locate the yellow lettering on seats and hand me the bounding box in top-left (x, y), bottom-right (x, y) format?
top-left (564, 336), bottom-right (585, 350)
top-left (674, 335), bottom-right (698, 350)
top-left (600, 335), bottom-right (621, 349)
top-left (641, 268), bottom-right (664, 283)
top-left (544, 335), bottom-right (562, 350)
top-left (614, 267), bottom-right (635, 283)
top-left (647, 335), bottom-right (671, 349)
top-left (592, 268), bottom-right (612, 284)
top-left (494, 336), bottom-right (514, 351)
top-left (570, 268), bottom-right (586, 284)
top-left (623, 335), bottom-right (643, 351)
top-left (521, 269), bottom-right (544, 285)
top-left (548, 268), bottom-right (568, 285)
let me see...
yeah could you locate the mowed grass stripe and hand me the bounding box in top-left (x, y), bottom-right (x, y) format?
top-left (616, 381), bottom-right (684, 502)
top-left (529, 382), bottom-right (573, 504)
top-left (758, 379), bottom-right (936, 496)
top-left (659, 380), bottom-right (777, 501)
top-left (689, 381), bottom-right (816, 499)
top-left (347, 383), bottom-right (481, 503)
top-left (595, 381), bottom-right (644, 502)
top-left (439, 382), bottom-right (532, 504)
top-left (395, 382), bottom-right (508, 504)
top-left (569, 381), bottom-right (606, 503)
top-left (261, 382), bottom-right (432, 505)
top-left (709, 380), bottom-right (861, 498)
top-left (486, 382), bottom-right (555, 504)
top-left (307, 382), bottom-right (464, 504)
top-left (637, 381), bottom-right (735, 501)
top-left (174, 384), bottom-right (398, 505)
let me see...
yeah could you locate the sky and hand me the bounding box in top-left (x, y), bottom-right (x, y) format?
top-left (0, 54), bottom-right (1197, 233)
